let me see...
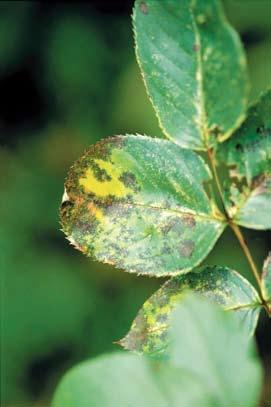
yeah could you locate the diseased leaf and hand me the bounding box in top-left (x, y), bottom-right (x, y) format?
top-left (133, 0), bottom-right (248, 150)
top-left (52, 352), bottom-right (211, 407)
top-left (261, 253), bottom-right (271, 302)
top-left (216, 89), bottom-right (271, 230)
top-left (120, 265), bottom-right (261, 355)
top-left (170, 294), bottom-right (262, 407)
top-left (60, 135), bottom-right (225, 276)
top-left (52, 295), bottom-right (262, 407)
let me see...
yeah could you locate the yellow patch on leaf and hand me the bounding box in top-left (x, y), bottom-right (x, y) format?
top-left (79, 158), bottom-right (133, 198)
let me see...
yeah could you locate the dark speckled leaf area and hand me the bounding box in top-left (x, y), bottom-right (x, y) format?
top-left (133, 0), bottom-right (248, 150)
top-left (216, 90), bottom-right (271, 230)
top-left (120, 266), bottom-right (260, 355)
top-left (60, 135), bottom-right (225, 276)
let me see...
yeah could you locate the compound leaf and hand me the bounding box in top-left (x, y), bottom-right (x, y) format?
top-left (133, 0), bottom-right (248, 150)
top-left (216, 89), bottom-right (271, 230)
top-left (60, 135), bottom-right (225, 276)
top-left (120, 265), bottom-right (261, 355)
top-left (52, 295), bottom-right (262, 407)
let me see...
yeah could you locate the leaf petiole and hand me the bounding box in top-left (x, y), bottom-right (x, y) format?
top-left (230, 222), bottom-right (271, 315)
top-left (207, 148), bottom-right (228, 219)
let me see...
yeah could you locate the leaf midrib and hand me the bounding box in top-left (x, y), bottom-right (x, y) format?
top-left (108, 200), bottom-right (225, 223)
top-left (190, 1), bottom-right (208, 149)
top-left (225, 302), bottom-right (261, 311)
top-left (135, 302), bottom-right (260, 336)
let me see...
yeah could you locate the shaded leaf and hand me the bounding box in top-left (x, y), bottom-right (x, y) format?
top-left (52, 352), bottom-right (210, 407)
top-left (120, 265), bottom-right (261, 355)
top-left (60, 135), bottom-right (225, 276)
top-left (133, 0), bottom-right (248, 150)
top-left (170, 294), bottom-right (262, 407)
top-left (262, 252), bottom-right (271, 302)
top-left (216, 89), bottom-right (271, 229)
top-left (52, 295), bottom-right (262, 407)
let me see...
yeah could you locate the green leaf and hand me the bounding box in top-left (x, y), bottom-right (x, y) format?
top-left (60, 135), bottom-right (225, 276)
top-left (133, 0), bottom-right (248, 150)
top-left (216, 89), bottom-right (271, 230)
top-left (169, 294), bottom-right (262, 407)
top-left (120, 265), bottom-right (261, 355)
top-left (52, 295), bottom-right (262, 407)
top-left (261, 253), bottom-right (271, 302)
top-left (52, 352), bottom-right (210, 407)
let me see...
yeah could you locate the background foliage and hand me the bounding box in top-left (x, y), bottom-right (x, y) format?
top-left (1, 1), bottom-right (270, 405)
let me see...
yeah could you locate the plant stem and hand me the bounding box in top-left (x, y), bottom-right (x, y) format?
top-left (230, 222), bottom-right (271, 315)
top-left (207, 149), bottom-right (228, 218)
top-left (230, 222), bottom-right (262, 290)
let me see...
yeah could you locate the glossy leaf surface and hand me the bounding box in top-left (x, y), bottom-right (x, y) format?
top-left (133, 0), bottom-right (248, 150)
top-left (60, 135), bottom-right (225, 276)
top-left (120, 266), bottom-right (260, 355)
top-left (217, 90), bottom-right (271, 230)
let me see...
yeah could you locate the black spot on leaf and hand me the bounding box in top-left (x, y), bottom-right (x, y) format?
top-left (256, 125), bottom-right (264, 134)
top-left (235, 143), bottom-right (243, 152)
top-left (209, 124), bottom-right (222, 138)
top-left (92, 162), bottom-right (112, 182)
top-left (119, 171), bottom-right (140, 191)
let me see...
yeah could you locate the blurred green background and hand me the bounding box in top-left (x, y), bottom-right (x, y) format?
top-left (0, 1), bottom-right (270, 406)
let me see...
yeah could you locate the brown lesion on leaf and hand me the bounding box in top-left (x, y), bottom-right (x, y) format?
top-left (160, 217), bottom-right (181, 235)
top-left (193, 43), bottom-right (200, 52)
top-left (251, 174), bottom-right (270, 194)
top-left (60, 199), bottom-right (75, 232)
top-left (102, 201), bottom-right (132, 220)
top-left (139, 1), bottom-right (148, 15)
top-left (87, 202), bottom-right (104, 220)
top-left (224, 162), bottom-right (245, 185)
top-left (179, 240), bottom-right (195, 258)
top-left (120, 313), bottom-right (149, 351)
top-left (83, 135), bottom-right (125, 161)
top-left (182, 214), bottom-right (196, 228)
top-left (160, 215), bottom-right (196, 236)
top-left (60, 190), bottom-right (86, 232)
top-left (63, 136), bottom-right (126, 194)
